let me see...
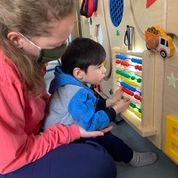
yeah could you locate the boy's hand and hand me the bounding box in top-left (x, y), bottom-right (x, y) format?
top-left (106, 87), bottom-right (123, 107)
top-left (112, 97), bottom-right (130, 114)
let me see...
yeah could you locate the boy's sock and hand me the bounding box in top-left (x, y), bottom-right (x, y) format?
top-left (129, 151), bottom-right (158, 167)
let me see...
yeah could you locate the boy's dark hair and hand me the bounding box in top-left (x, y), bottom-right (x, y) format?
top-left (61, 37), bottom-right (106, 75)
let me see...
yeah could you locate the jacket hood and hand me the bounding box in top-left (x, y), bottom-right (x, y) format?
top-left (49, 66), bottom-right (90, 94)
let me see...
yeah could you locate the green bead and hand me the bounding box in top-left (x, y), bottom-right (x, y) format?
top-left (137, 78), bottom-right (142, 83)
top-left (130, 103), bottom-right (136, 108)
top-left (131, 76), bottom-right (135, 80)
top-left (116, 70), bottom-right (130, 78)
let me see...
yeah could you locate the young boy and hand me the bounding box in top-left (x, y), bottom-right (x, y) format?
top-left (44, 37), bottom-right (130, 131)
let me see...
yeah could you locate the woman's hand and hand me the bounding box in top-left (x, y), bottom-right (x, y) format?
top-left (79, 125), bottom-right (113, 138)
top-left (106, 87), bottom-right (123, 107)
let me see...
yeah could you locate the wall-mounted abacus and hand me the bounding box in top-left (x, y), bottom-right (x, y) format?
top-left (114, 53), bottom-right (142, 119)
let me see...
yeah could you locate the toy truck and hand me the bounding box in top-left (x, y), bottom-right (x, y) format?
top-left (145, 26), bottom-right (175, 58)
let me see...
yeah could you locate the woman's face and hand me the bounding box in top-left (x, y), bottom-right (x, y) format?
top-left (32, 14), bottom-right (75, 48)
top-left (19, 14), bottom-right (76, 57)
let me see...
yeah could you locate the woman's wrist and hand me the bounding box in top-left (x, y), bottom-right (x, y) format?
top-left (68, 124), bottom-right (81, 141)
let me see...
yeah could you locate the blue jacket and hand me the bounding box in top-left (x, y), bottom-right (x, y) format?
top-left (44, 66), bottom-right (116, 131)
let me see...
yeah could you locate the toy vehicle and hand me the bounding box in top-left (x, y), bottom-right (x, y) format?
top-left (145, 26), bottom-right (175, 58)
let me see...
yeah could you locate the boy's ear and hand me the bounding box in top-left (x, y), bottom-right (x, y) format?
top-left (7, 32), bottom-right (23, 48)
top-left (73, 67), bottom-right (85, 80)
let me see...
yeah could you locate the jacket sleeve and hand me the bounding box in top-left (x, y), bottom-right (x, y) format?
top-left (0, 81), bottom-right (80, 174)
top-left (96, 98), bottom-right (107, 110)
top-left (96, 98), bottom-right (117, 122)
top-left (68, 88), bottom-right (110, 131)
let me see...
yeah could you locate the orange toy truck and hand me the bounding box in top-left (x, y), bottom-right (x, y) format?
top-left (145, 26), bottom-right (175, 58)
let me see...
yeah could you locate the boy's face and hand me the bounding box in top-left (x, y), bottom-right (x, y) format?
top-left (82, 62), bottom-right (107, 85)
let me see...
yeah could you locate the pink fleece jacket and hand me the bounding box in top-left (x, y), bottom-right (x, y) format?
top-left (0, 50), bottom-right (80, 174)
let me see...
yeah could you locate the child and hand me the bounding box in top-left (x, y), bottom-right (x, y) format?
top-left (44, 37), bottom-right (130, 131)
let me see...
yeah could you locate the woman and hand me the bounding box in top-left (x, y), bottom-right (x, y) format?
top-left (0, 1), bottom-right (116, 178)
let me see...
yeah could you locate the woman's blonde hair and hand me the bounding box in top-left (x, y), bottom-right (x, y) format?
top-left (0, 0), bottom-right (75, 95)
